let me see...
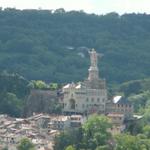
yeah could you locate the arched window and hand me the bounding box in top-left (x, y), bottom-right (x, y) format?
top-left (91, 98), bottom-right (94, 102)
top-left (69, 99), bottom-right (75, 109)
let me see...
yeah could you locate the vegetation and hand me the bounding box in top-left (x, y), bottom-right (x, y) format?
top-left (65, 145), bottom-right (76, 150)
top-left (54, 114), bottom-right (112, 150)
top-left (0, 72), bottom-right (61, 117)
top-left (0, 8), bottom-right (150, 116)
top-left (82, 115), bottom-right (112, 149)
top-left (0, 8), bottom-right (150, 150)
top-left (0, 72), bottom-right (30, 117)
top-left (111, 78), bottom-right (150, 114)
top-left (0, 8), bottom-right (150, 83)
top-left (109, 78), bottom-right (150, 136)
top-left (17, 138), bottom-right (35, 150)
top-left (54, 114), bottom-right (150, 150)
top-left (30, 80), bottom-right (58, 90)
top-left (115, 134), bottom-right (150, 150)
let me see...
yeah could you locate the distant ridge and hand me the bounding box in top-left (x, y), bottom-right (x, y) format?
top-left (0, 9), bottom-right (150, 83)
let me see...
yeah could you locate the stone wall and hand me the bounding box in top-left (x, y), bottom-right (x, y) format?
top-left (24, 89), bottom-right (59, 117)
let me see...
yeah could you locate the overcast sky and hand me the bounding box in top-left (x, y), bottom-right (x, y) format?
top-left (0, 0), bottom-right (150, 15)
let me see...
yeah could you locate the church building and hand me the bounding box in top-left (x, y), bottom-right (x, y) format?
top-left (61, 49), bottom-right (108, 114)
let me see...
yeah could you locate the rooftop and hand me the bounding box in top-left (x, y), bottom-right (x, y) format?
top-left (113, 96), bottom-right (131, 105)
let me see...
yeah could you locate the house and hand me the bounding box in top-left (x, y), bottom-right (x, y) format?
top-left (48, 116), bottom-right (70, 130)
top-left (70, 115), bottom-right (86, 127)
top-left (107, 113), bottom-right (125, 135)
top-left (107, 96), bottom-right (133, 118)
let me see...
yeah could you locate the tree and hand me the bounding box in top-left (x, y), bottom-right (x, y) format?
top-left (54, 115), bottom-right (112, 150)
top-left (32, 80), bottom-right (48, 89)
top-left (0, 92), bottom-right (22, 117)
top-left (54, 128), bottom-right (83, 150)
top-left (82, 114), bottom-right (112, 150)
top-left (65, 145), bottom-right (76, 150)
top-left (0, 72), bottom-right (30, 117)
top-left (17, 138), bottom-right (35, 150)
top-left (95, 145), bottom-right (110, 150)
top-left (128, 90), bottom-right (150, 112)
top-left (143, 125), bottom-right (150, 138)
top-left (114, 134), bottom-right (150, 150)
top-left (49, 83), bottom-right (58, 90)
top-left (0, 9), bottom-right (150, 83)
top-left (120, 80), bottom-right (142, 97)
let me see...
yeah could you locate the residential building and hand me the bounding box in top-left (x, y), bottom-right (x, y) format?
top-left (107, 96), bottom-right (133, 118)
top-left (107, 113), bottom-right (125, 135)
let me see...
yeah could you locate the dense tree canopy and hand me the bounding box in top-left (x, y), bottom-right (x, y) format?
top-left (0, 8), bottom-right (150, 83)
top-left (0, 72), bottom-right (62, 117)
top-left (0, 72), bottom-right (30, 117)
top-left (115, 134), bottom-right (150, 150)
top-left (82, 114), bottom-right (112, 149)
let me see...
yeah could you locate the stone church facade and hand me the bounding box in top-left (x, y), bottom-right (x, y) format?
top-left (62, 49), bottom-right (108, 114)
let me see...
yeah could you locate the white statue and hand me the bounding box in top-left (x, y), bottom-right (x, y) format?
top-left (89, 48), bottom-right (103, 67)
top-left (89, 48), bottom-right (98, 67)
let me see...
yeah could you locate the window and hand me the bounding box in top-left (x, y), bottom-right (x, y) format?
top-left (82, 104), bottom-right (85, 108)
top-left (102, 98), bottom-right (105, 102)
top-left (70, 99), bottom-right (75, 109)
top-left (91, 98), bottom-right (94, 102)
top-left (86, 98), bottom-right (89, 102)
top-left (64, 103), bottom-right (67, 108)
top-left (97, 98), bottom-right (100, 102)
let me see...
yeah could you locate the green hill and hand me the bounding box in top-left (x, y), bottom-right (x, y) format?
top-left (0, 8), bottom-right (150, 83)
top-left (110, 78), bottom-right (150, 113)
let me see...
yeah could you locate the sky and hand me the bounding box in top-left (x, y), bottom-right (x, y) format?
top-left (0, 0), bottom-right (150, 15)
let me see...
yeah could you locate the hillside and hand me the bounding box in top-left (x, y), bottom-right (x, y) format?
top-left (118, 78), bottom-right (150, 113)
top-left (0, 72), bottom-right (29, 116)
top-left (0, 8), bottom-right (150, 83)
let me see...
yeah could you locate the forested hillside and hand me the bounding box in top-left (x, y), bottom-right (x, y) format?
top-left (0, 72), bottom-right (30, 116)
top-left (0, 8), bottom-right (150, 83)
top-left (0, 72), bottom-right (60, 117)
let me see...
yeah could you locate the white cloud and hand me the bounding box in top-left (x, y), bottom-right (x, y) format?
top-left (89, 0), bottom-right (150, 14)
top-left (0, 0), bottom-right (150, 14)
top-left (0, 0), bottom-right (93, 11)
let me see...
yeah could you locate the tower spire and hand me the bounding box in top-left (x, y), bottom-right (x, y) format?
top-left (88, 49), bottom-right (99, 81)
